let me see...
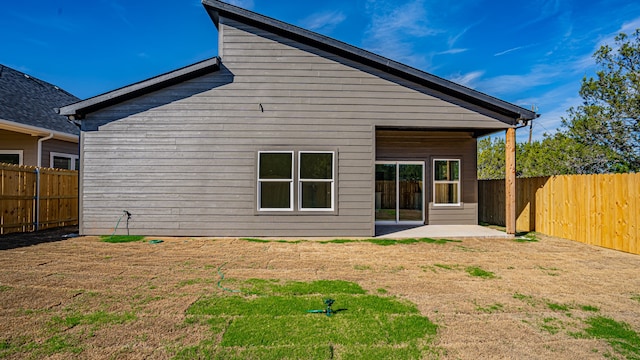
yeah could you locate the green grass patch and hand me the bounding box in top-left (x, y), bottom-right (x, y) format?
top-left (465, 266), bottom-right (496, 279)
top-left (48, 310), bottom-right (136, 331)
top-left (0, 284), bottom-right (12, 292)
top-left (581, 316), bottom-right (640, 359)
top-left (100, 235), bottom-right (145, 243)
top-left (434, 263), bottom-right (460, 270)
top-left (177, 279), bottom-right (438, 359)
top-left (580, 305), bottom-right (600, 312)
top-left (631, 294), bottom-right (640, 303)
top-left (546, 301), bottom-right (571, 312)
top-left (540, 317), bottom-right (562, 334)
top-left (40, 335), bottom-right (83, 356)
top-left (353, 264), bottom-right (372, 270)
top-left (240, 237), bottom-right (460, 246)
top-left (365, 238), bottom-right (461, 246)
top-left (475, 302), bottom-right (504, 313)
top-left (1, 311), bottom-right (134, 358)
top-left (240, 238), bottom-right (274, 243)
top-left (319, 239), bottom-right (358, 244)
top-left (537, 265), bottom-right (561, 276)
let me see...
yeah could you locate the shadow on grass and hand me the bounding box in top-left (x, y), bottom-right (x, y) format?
top-left (0, 226), bottom-right (78, 251)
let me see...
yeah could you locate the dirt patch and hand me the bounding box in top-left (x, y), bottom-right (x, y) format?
top-left (0, 233), bottom-right (639, 359)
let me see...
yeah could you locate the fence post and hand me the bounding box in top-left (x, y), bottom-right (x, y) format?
top-left (34, 167), bottom-right (40, 231)
top-left (505, 128), bottom-right (516, 234)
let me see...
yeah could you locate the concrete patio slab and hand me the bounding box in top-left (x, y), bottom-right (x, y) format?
top-left (375, 224), bottom-right (511, 238)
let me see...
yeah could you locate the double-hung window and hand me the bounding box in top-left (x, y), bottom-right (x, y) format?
top-left (257, 150), bottom-right (335, 212)
top-left (299, 152), bottom-right (334, 211)
top-left (257, 151), bottom-right (294, 211)
top-left (433, 159), bottom-right (460, 206)
top-left (0, 150), bottom-right (23, 165)
top-left (50, 152), bottom-right (79, 170)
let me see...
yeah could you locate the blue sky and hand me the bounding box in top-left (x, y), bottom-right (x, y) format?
top-left (2, 0), bottom-right (640, 141)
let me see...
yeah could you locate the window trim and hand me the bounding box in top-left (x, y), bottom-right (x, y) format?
top-left (50, 152), bottom-right (79, 170)
top-left (432, 158), bottom-right (461, 207)
top-left (257, 151), bottom-right (294, 212)
top-left (0, 150), bottom-right (24, 165)
top-left (298, 151), bottom-right (335, 212)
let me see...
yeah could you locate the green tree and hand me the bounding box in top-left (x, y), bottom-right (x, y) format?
top-left (562, 28), bottom-right (640, 173)
top-left (477, 137), bottom-right (505, 179)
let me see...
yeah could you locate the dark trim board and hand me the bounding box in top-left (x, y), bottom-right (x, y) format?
top-left (58, 58), bottom-right (221, 119)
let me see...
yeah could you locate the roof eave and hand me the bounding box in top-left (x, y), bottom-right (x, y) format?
top-left (0, 118), bottom-right (79, 143)
top-left (202, 0), bottom-right (538, 123)
top-left (58, 57), bottom-right (221, 119)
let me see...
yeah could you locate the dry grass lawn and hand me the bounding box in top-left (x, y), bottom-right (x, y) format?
top-left (0, 228), bottom-right (639, 359)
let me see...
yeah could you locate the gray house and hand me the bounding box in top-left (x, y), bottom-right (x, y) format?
top-left (1, 65), bottom-right (80, 168)
top-left (59, 0), bottom-right (537, 237)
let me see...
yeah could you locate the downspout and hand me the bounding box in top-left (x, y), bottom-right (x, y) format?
top-left (35, 133), bottom-right (53, 231)
top-left (37, 133), bottom-right (54, 167)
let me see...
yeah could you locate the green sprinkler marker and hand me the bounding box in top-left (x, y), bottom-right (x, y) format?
top-left (307, 298), bottom-right (335, 317)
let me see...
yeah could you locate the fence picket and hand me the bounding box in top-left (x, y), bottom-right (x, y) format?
top-left (479, 173), bottom-right (640, 255)
top-left (0, 163), bottom-right (78, 235)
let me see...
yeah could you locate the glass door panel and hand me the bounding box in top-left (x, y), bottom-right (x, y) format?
top-left (375, 164), bottom-right (396, 222)
top-left (399, 164), bottom-right (424, 222)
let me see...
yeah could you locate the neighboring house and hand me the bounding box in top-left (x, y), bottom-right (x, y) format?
top-left (59, 0), bottom-right (537, 237)
top-left (0, 65), bottom-right (80, 169)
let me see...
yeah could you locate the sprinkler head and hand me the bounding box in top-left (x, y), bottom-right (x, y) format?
top-left (324, 298), bottom-right (335, 317)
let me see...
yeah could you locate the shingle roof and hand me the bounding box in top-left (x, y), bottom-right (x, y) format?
top-left (0, 64), bottom-right (79, 135)
top-left (202, 0), bottom-right (538, 123)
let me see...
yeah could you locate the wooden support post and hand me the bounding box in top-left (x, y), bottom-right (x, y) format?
top-left (506, 128), bottom-right (516, 235)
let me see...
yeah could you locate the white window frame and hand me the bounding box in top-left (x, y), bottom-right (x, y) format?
top-left (0, 150), bottom-right (23, 165)
top-left (50, 152), bottom-right (79, 170)
top-left (257, 151), bottom-right (294, 211)
top-left (374, 161), bottom-right (425, 224)
top-left (433, 159), bottom-right (461, 206)
top-left (298, 151), bottom-right (335, 211)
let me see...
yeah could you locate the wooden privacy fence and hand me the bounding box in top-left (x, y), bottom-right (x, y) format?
top-left (479, 173), bottom-right (640, 255)
top-left (375, 180), bottom-right (422, 209)
top-left (0, 163), bottom-right (78, 235)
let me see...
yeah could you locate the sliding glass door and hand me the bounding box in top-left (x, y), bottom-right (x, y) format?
top-left (375, 162), bottom-right (424, 224)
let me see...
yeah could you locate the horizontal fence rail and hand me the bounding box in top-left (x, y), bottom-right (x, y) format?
top-left (0, 163), bottom-right (78, 235)
top-left (479, 173), bottom-right (640, 255)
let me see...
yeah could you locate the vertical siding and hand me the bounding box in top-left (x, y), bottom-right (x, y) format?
top-left (79, 18), bottom-right (509, 237)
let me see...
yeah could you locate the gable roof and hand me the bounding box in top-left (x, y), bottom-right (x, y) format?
top-left (0, 64), bottom-right (80, 136)
top-left (58, 57), bottom-right (221, 119)
top-left (59, 1), bottom-right (538, 124)
top-left (202, 0), bottom-right (538, 123)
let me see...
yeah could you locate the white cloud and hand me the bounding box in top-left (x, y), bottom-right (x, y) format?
top-left (475, 66), bottom-right (561, 95)
top-left (362, 0), bottom-right (439, 68)
top-left (437, 48), bottom-right (468, 55)
top-left (448, 71), bottom-right (484, 88)
top-left (494, 44), bottom-right (537, 57)
top-left (299, 10), bottom-right (347, 33)
top-left (517, 0), bottom-right (562, 30)
top-left (447, 20), bottom-right (482, 48)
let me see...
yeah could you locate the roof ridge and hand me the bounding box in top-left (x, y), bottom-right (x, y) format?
top-left (202, 0), bottom-right (538, 121)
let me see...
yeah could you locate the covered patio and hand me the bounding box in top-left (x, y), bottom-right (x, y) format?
top-left (375, 224), bottom-right (510, 238)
